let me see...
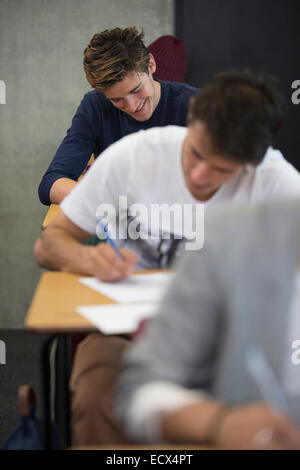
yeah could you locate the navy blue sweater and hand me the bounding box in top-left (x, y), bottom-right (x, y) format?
top-left (38, 80), bottom-right (198, 205)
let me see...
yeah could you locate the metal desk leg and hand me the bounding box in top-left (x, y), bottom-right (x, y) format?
top-left (41, 335), bottom-right (55, 450)
top-left (41, 335), bottom-right (72, 449)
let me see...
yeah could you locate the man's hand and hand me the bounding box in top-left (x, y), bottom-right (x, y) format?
top-left (34, 211), bottom-right (138, 280)
top-left (216, 402), bottom-right (300, 450)
top-left (88, 244), bottom-right (138, 282)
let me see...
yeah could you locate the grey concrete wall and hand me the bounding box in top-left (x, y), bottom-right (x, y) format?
top-left (0, 0), bottom-right (174, 327)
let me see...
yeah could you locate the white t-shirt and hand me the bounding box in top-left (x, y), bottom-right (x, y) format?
top-left (61, 125), bottom-right (300, 268)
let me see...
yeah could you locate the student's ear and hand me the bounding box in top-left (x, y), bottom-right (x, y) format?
top-left (187, 96), bottom-right (195, 125)
top-left (189, 96), bottom-right (195, 107)
top-left (148, 53), bottom-right (156, 75)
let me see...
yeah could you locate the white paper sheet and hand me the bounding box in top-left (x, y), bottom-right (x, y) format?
top-left (79, 272), bottom-right (173, 303)
top-left (77, 302), bottom-right (158, 334)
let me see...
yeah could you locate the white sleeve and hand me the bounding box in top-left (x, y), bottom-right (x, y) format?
top-left (257, 148), bottom-right (300, 200)
top-left (125, 381), bottom-right (208, 443)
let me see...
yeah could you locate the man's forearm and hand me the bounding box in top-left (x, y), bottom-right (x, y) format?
top-left (34, 226), bottom-right (94, 275)
top-left (161, 400), bottom-right (300, 449)
top-left (161, 400), bottom-right (224, 444)
top-left (49, 178), bottom-right (78, 204)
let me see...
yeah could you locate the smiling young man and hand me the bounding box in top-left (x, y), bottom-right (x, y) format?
top-left (38, 27), bottom-right (197, 205)
top-left (34, 70), bottom-right (300, 445)
top-left (103, 62), bottom-right (160, 121)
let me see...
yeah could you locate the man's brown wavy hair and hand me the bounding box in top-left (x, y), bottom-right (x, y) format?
top-left (83, 26), bottom-right (150, 91)
top-left (188, 69), bottom-right (286, 166)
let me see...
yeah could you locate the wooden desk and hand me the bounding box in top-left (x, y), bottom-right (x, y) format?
top-left (26, 269), bottom-right (165, 449)
top-left (26, 271), bottom-right (116, 333)
top-left (26, 270), bottom-right (165, 333)
top-left (41, 204), bottom-right (61, 229)
top-left (25, 271), bottom-right (117, 449)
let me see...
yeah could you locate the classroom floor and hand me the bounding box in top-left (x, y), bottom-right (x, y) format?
top-left (0, 329), bottom-right (47, 447)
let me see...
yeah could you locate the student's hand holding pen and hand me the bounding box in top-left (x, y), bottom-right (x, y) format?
top-left (88, 243), bottom-right (138, 282)
top-left (214, 402), bottom-right (300, 450)
top-left (87, 220), bottom-right (138, 281)
top-left (34, 213), bottom-right (138, 280)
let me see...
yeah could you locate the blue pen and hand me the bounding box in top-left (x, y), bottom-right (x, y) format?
top-left (97, 220), bottom-right (123, 259)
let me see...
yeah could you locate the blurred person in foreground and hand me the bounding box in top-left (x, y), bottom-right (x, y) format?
top-left (116, 198), bottom-right (300, 450)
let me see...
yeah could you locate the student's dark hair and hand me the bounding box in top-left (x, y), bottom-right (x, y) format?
top-left (188, 69), bottom-right (286, 165)
top-left (83, 26), bottom-right (150, 91)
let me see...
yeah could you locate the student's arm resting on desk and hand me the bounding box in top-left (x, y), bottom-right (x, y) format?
top-left (38, 92), bottom-right (101, 206)
top-left (34, 212), bottom-right (137, 281)
top-left (160, 398), bottom-right (300, 449)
